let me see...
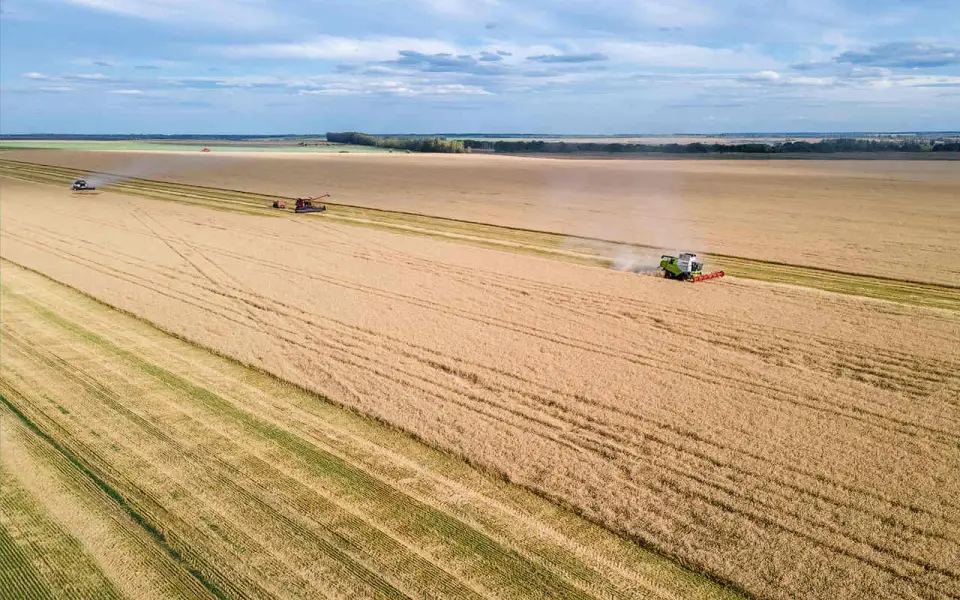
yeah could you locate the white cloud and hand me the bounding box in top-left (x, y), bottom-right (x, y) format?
top-left (111, 89), bottom-right (144, 94)
top-left (40, 86), bottom-right (74, 92)
top-left (66, 73), bottom-right (112, 80)
top-left (744, 70), bottom-right (781, 81)
top-left (216, 36), bottom-right (462, 61)
top-left (164, 74), bottom-right (316, 88)
top-left (297, 80), bottom-right (492, 97)
top-left (631, 0), bottom-right (719, 28)
top-left (885, 75), bottom-right (960, 88)
top-left (298, 88), bottom-right (352, 96)
top-left (847, 66), bottom-right (893, 79)
top-left (420, 0), bottom-right (499, 19)
top-left (55, 0), bottom-right (281, 30)
top-left (596, 41), bottom-right (779, 70)
top-left (429, 83), bottom-right (494, 95)
top-left (24, 72), bottom-right (51, 80)
top-left (213, 36), bottom-right (779, 75)
top-left (786, 76), bottom-right (836, 86)
top-left (738, 71), bottom-right (836, 87)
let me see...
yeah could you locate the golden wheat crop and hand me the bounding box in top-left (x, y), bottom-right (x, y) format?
top-left (3, 148), bottom-right (958, 284)
top-left (1, 259), bottom-right (729, 600)
top-left (1, 175), bottom-right (959, 600)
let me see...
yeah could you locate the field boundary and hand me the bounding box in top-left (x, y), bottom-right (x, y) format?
top-left (2, 157), bottom-right (957, 311)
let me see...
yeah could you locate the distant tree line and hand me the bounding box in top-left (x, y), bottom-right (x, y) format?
top-left (326, 132), bottom-right (466, 153)
top-left (460, 138), bottom-right (960, 154)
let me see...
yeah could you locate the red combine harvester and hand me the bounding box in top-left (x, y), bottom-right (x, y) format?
top-left (659, 253), bottom-right (725, 282)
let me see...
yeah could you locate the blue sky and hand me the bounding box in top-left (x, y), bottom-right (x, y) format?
top-left (2, 0), bottom-right (958, 133)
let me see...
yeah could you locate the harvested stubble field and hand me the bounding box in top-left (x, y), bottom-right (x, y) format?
top-left (2, 173), bottom-right (959, 600)
top-left (2, 148), bottom-right (959, 286)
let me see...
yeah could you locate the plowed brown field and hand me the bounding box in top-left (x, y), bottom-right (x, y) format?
top-left (2, 174), bottom-right (959, 600)
top-left (3, 149), bottom-right (959, 285)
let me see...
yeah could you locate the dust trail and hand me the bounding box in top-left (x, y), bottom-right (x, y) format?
top-left (534, 162), bottom-right (701, 274)
top-left (79, 153), bottom-right (221, 189)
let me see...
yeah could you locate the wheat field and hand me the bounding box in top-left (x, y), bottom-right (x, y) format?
top-left (3, 149), bottom-right (959, 285)
top-left (2, 173), bottom-right (958, 599)
top-left (1, 257), bottom-right (738, 600)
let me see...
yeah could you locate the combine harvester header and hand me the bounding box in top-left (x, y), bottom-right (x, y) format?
top-left (659, 253), bottom-right (725, 282)
top-left (272, 193), bottom-right (330, 213)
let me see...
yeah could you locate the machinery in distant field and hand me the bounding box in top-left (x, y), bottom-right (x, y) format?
top-left (269, 194), bottom-right (328, 212)
top-left (294, 194), bottom-right (329, 214)
top-left (659, 253), bottom-right (725, 282)
top-left (71, 179), bottom-right (96, 192)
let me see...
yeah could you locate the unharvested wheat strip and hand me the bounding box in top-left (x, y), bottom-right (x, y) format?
top-left (229, 310), bottom-right (960, 576)
top-left (142, 246), bottom-right (952, 486)
top-left (7, 218), bottom-right (214, 287)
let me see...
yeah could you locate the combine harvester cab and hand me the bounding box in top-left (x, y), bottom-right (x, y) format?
top-left (659, 253), bottom-right (724, 282)
top-left (71, 179), bottom-right (96, 192)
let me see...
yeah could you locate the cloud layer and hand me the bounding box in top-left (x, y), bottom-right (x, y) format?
top-left (3, 0), bottom-right (959, 132)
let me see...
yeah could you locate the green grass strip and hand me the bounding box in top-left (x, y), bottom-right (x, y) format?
top-left (0, 392), bottom-right (229, 600)
top-left (0, 521), bottom-right (54, 600)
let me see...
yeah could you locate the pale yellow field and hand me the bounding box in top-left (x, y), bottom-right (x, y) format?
top-left (3, 149), bottom-right (959, 285)
top-left (2, 176), bottom-right (958, 600)
top-left (3, 259), bottom-right (728, 600)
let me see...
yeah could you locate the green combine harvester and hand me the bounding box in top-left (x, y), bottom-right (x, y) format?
top-left (659, 253), bottom-right (725, 282)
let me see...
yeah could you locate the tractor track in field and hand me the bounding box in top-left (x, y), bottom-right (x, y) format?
top-left (2, 161), bottom-right (959, 599)
top-left (1, 158), bottom-right (958, 311)
top-left (1, 261), bottom-right (737, 600)
top-left (7, 214), bottom-right (960, 440)
top-left (3, 226), bottom-right (959, 597)
top-left (7, 210), bottom-right (960, 483)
